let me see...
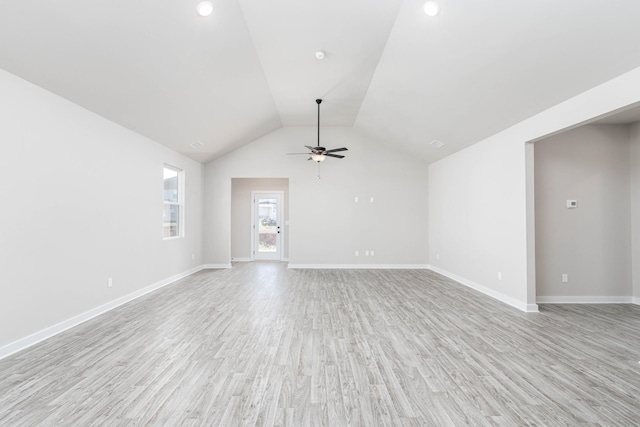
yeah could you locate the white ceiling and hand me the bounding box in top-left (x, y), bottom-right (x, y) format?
top-left (1, 0), bottom-right (640, 164)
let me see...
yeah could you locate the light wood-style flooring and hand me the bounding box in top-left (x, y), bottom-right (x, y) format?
top-left (1, 263), bottom-right (639, 425)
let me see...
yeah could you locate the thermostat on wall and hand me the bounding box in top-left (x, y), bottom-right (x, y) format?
top-left (566, 200), bottom-right (578, 209)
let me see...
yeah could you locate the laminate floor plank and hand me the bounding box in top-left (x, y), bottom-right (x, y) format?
top-left (1, 263), bottom-right (640, 425)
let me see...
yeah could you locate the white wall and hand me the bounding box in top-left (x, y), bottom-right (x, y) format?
top-left (428, 66), bottom-right (640, 312)
top-left (429, 136), bottom-right (530, 307)
top-left (0, 69), bottom-right (203, 351)
top-left (535, 125), bottom-right (632, 299)
top-left (231, 178), bottom-right (289, 260)
top-left (631, 123), bottom-right (640, 301)
top-left (204, 127), bottom-right (429, 267)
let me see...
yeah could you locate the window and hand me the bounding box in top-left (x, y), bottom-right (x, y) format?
top-left (163, 165), bottom-right (183, 238)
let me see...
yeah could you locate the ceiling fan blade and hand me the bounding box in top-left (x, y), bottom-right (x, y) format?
top-left (307, 157), bottom-right (313, 161)
top-left (286, 153), bottom-right (311, 155)
top-left (325, 153), bottom-right (345, 159)
top-left (324, 147), bottom-right (348, 153)
top-left (304, 145), bottom-right (315, 151)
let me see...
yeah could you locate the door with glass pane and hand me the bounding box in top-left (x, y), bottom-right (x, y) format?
top-left (252, 192), bottom-right (282, 261)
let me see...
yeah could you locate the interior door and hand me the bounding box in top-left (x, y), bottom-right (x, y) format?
top-left (253, 192), bottom-right (282, 261)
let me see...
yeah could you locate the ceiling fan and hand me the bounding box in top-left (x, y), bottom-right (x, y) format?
top-left (287, 99), bottom-right (348, 163)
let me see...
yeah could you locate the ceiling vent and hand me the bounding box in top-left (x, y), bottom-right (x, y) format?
top-left (430, 139), bottom-right (445, 148)
top-left (190, 140), bottom-right (204, 149)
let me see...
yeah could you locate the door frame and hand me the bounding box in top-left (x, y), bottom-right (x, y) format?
top-left (251, 191), bottom-right (284, 261)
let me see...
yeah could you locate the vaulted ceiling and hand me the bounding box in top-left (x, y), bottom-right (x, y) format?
top-left (1, 0), bottom-right (640, 164)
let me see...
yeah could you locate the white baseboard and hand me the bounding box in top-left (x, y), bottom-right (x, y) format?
top-left (633, 296), bottom-right (640, 305)
top-left (0, 265), bottom-right (204, 361)
top-left (203, 263), bottom-right (232, 269)
top-left (229, 259), bottom-right (290, 263)
top-left (526, 304), bottom-right (540, 312)
top-left (287, 264), bottom-right (431, 270)
top-left (537, 296), bottom-right (634, 304)
top-left (429, 266), bottom-right (537, 312)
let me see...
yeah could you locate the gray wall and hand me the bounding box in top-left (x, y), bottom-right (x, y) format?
top-left (0, 69), bottom-right (203, 349)
top-left (535, 124), bottom-right (632, 298)
top-left (231, 178), bottom-right (289, 260)
top-left (631, 123), bottom-right (640, 301)
top-left (205, 127), bottom-right (429, 267)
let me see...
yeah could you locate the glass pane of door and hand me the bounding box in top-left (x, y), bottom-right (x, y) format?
top-left (254, 193), bottom-right (282, 260)
top-left (258, 198), bottom-right (277, 252)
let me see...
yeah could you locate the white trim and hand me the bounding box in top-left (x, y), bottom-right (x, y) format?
top-left (0, 265), bottom-right (204, 361)
top-left (287, 264), bottom-right (430, 270)
top-left (230, 258), bottom-right (252, 262)
top-left (429, 266), bottom-right (536, 312)
top-left (526, 304), bottom-right (540, 312)
top-left (633, 297), bottom-right (640, 305)
top-left (203, 263), bottom-right (232, 269)
top-left (537, 296), bottom-right (634, 304)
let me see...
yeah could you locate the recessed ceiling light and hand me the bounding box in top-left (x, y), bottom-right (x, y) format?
top-left (315, 51), bottom-right (326, 60)
top-left (423, 1), bottom-right (440, 16)
top-left (197, 1), bottom-right (214, 17)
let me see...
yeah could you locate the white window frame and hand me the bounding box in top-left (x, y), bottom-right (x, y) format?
top-left (163, 164), bottom-right (184, 240)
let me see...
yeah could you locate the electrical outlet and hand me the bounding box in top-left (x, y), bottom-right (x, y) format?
top-left (370, 250), bottom-right (375, 256)
top-left (108, 278), bottom-right (113, 288)
top-left (355, 250), bottom-right (359, 257)
top-left (191, 253), bottom-right (195, 260)
top-left (436, 253), bottom-right (440, 260)
top-left (370, 197), bottom-right (374, 203)
top-left (498, 272), bottom-right (502, 281)
top-left (562, 274), bottom-right (569, 283)
top-left (365, 250), bottom-right (370, 256)
top-left (354, 196), bottom-right (359, 203)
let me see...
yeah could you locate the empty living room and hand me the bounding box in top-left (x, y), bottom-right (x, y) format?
top-left (1, 1), bottom-right (639, 425)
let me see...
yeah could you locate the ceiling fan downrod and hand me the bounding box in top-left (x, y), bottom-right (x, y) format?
top-left (316, 99), bottom-right (322, 148)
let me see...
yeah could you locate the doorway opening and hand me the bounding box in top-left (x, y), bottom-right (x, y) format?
top-left (230, 178), bottom-right (289, 262)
